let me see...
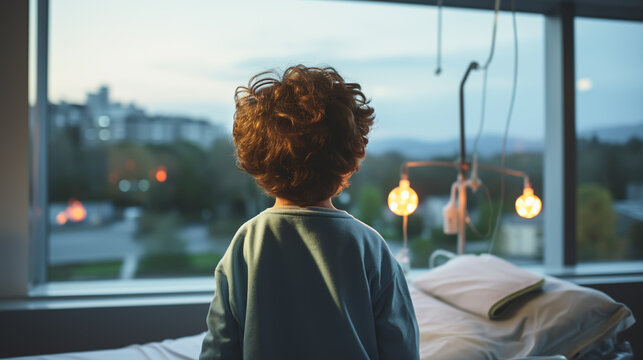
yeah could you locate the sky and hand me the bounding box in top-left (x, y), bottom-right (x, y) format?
top-left (31, 0), bottom-right (643, 142)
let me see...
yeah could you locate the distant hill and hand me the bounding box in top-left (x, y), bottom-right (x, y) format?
top-left (368, 135), bottom-right (543, 159)
top-left (369, 122), bottom-right (643, 159)
top-left (578, 123), bottom-right (643, 143)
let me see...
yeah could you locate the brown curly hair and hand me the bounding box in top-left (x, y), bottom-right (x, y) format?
top-left (233, 65), bottom-right (375, 205)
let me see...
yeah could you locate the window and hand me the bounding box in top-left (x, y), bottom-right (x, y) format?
top-left (575, 17), bottom-right (643, 262)
top-left (37, 0), bottom-right (547, 283)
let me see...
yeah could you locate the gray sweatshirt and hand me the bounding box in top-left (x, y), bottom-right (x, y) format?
top-left (200, 206), bottom-right (419, 360)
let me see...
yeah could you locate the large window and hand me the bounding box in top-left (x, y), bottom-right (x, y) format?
top-left (575, 17), bottom-right (643, 262)
top-left (37, 0), bottom-right (547, 282)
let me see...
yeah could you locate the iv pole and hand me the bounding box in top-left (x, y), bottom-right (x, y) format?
top-left (455, 61), bottom-right (479, 254)
top-left (400, 61), bottom-right (481, 255)
top-left (392, 61), bottom-right (537, 264)
top-left (388, 0), bottom-right (540, 267)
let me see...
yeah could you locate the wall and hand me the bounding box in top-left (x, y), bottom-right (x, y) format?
top-left (0, 302), bottom-right (210, 358)
top-left (0, 0), bottom-right (30, 298)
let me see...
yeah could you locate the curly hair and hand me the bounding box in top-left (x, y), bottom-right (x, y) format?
top-left (233, 65), bottom-right (375, 205)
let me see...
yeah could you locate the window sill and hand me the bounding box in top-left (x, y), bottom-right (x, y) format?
top-left (2, 261), bottom-right (642, 312)
top-left (523, 260), bottom-right (643, 282)
top-left (0, 277), bottom-right (214, 311)
top-left (30, 276), bottom-right (215, 297)
top-left (409, 260), bottom-right (643, 285)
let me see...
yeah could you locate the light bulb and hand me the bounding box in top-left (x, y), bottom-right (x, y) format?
top-left (515, 187), bottom-right (542, 219)
top-left (388, 179), bottom-right (419, 216)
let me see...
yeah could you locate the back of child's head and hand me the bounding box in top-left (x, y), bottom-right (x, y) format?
top-left (233, 65), bottom-right (374, 205)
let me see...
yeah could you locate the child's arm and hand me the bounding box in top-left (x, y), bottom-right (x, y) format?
top-left (200, 269), bottom-right (242, 360)
top-left (373, 268), bottom-right (420, 360)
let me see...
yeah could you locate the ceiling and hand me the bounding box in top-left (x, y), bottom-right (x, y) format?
top-left (358, 0), bottom-right (643, 21)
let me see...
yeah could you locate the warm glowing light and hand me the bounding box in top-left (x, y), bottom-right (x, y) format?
top-left (56, 212), bottom-right (68, 225)
top-left (125, 159), bottom-right (136, 170)
top-left (388, 179), bottom-right (419, 216)
top-left (155, 166), bottom-right (167, 182)
top-left (515, 187), bottom-right (542, 219)
top-left (66, 200), bottom-right (87, 222)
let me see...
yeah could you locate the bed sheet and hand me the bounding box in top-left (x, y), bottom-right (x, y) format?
top-left (5, 332), bottom-right (205, 360)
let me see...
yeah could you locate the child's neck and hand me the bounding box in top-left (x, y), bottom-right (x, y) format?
top-left (273, 197), bottom-right (336, 210)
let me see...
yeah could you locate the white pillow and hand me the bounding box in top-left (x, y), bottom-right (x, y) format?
top-left (412, 267), bottom-right (635, 359)
top-left (512, 276), bottom-right (634, 358)
top-left (413, 254), bottom-right (545, 319)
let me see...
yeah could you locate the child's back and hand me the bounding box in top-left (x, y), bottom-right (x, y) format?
top-left (201, 206), bottom-right (418, 359)
top-left (200, 66), bottom-right (419, 360)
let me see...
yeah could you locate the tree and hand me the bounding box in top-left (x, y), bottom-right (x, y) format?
top-left (576, 184), bottom-right (620, 260)
top-left (356, 184), bottom-right (384, 226)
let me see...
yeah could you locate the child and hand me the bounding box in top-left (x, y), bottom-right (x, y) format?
top-left (200, 65), bottom-right (419, 360)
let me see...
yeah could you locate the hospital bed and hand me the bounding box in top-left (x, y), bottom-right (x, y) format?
top-left (5, 255), bottom-right (635, 360)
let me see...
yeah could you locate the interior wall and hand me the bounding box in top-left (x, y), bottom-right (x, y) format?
top-left (0, 303), bottom-right (210, 358)
top-left (0, 0), bottom-right (30, 298)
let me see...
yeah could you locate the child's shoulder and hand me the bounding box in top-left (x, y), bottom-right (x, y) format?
top-left (218, 206), bottom-right (401, 287)
top-left (260, 206), bottom-right (382, 235)
top-left (227, 207), bottom-right (386, 249)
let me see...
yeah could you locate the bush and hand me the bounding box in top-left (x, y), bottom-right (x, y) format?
top-left (136, 252), bottom-right (223, 278)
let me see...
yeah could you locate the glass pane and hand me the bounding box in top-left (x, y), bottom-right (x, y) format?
top-left (575, 17), bottom-right (643, 262)
top-left (47, 0), bottom-right (544, 281)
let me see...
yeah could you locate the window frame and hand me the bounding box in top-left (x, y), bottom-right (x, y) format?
top-left (31, 0), bottom-right (48, 287)
top-left (3, 0), bottom-right (642, 300)
top-left (543, 3), bottom-right (577, 270)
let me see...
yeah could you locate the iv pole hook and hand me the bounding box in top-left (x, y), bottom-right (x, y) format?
top-left (458, 61), bottom-right (479, 177)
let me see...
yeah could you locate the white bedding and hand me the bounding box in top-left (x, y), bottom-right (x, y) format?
top-left (412, 276), bottom-right (634, 360)
top-left (6, 333), bottom-right (205, 360)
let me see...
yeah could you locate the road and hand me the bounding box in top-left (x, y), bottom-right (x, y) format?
top-left (50, 219), bottom-right (406, 278)
top-left (50, 220), bottom-right (230, 277)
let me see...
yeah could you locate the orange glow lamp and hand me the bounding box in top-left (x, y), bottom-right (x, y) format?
top-left (388, 179), bottom-right (418, 216)
top-left (515, 185), bottom-right (542, 219)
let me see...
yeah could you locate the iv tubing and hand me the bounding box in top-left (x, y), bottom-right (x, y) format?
top-left (489, 0), bottom-right (519, 254)
top-left (435, 0), bottom-right (443, 74)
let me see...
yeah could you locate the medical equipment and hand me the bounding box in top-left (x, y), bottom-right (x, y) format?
top-left (388, 0), bottom-right (541, 264)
